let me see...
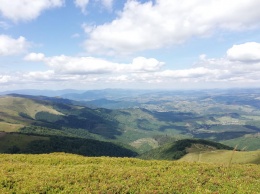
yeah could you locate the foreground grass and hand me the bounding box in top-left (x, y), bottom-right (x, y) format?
top-left (0, 153), bottom-right (259, 193)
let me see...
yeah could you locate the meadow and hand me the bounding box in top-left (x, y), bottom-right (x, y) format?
top-left (0, 153), bottom-right (259, 193)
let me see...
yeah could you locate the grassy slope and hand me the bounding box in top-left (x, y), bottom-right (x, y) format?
top-left (179, 150), bottom-right (260, 164)
top-left (0, 153), bottom-right (259, 193)
top-left (0, 96), bottom-right (62, 119)
top-left (0, 133), bottom-right (49, 153)
top-left (0, 133), bottom-right (137, 157)
top-left (221, 134), bottom-right (260, 151)
top-left (139, 139), bottom-right (260, 164)
top-left (139, 139), bottom-right (233, 160)
top-left (0, 96), bottom-right (63, 131)
top-left (0, 122), bottom-right (24, 132)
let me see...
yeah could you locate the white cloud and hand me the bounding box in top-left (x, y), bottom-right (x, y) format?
top-left (74, 0), bottom-right (89, 13)
top-left (130, 57), bottom-right (164, 72)
top-left (82, 23), bottom-right (96, 33)
top-left (108, 75), bottom-right (129, 82)
top-left (0, 35), bottom-right (30, 56)
top-left (226, 42), bottom-right (260, 62)
top-left (0, 0), bottom-right (64, 22)
top-left (99, 0), bottom-right (113, 10)
top-left (24, 53), bottom-right (46, 61)
top-left (157, 67), bottom-right (221, 79)
top-left (24, 70), bottom-right (56, 81)
top-left (46, 55), bottom-right (119, 74)
top-left (44, 55), bottom-right (164, 74)
top-left (4, 41), bottom-right (260, 89)
top-left (0, 75), bottom-right (11, 84)
top-left (84, 0), bottom-right (260, 55)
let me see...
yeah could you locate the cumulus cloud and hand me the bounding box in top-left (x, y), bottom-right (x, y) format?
top-left (156, 67), bottom-right (221, 79)
top-left (84, 0), bottom-right (260, 55)
top-left (43, 55), bottom-right (164, 74)
top-left (24, 70), bottom-right (56, 81)
top-left (47, 55), bottom-right (118, 74)
top-left (0, 0), bottom-right (64, 22)
top-left (4, 41), bottom-right (260, 89)
top-left (74, 0), bottom-right (113, 13)
top-left (226, 42), bottom-right (260, 62)
top-left (24, 53), bottom-right (46, 61)
top-left (0, 35), bottom-right (30, 56)
top-left (74, 0), bottom-right (89, 13)
top-left (0, 75), bottom-right (11, 84)
top-left (99, 0), bottom-right (114, 10)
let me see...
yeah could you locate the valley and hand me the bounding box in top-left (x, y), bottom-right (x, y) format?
top-left (0, 88), bottom-right (260, 157)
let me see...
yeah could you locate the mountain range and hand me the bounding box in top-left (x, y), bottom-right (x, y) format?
top-left (0, 88), bottom-right (260, 162)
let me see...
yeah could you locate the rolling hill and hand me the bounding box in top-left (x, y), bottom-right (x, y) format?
top-left (139, 138), bottom-right (260, 165)
top-left (0, 95), bottom-right (137, 157)
top-left (1, 89), bottom-right (260, 157)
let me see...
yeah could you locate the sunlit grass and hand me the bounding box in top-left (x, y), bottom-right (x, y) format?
top-left (0, 153), bottom-right (259, 193)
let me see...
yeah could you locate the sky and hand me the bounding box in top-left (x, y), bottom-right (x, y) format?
top-left (1, 0), bottom-right (260, 91)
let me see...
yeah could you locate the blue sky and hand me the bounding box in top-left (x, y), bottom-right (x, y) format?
top-left (1, 0), bottom-right (260, 91)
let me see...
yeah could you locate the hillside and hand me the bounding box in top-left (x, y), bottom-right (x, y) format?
top-left (60, 88), bottom-right (260, 152)
top-left (0, 153), bottom-right (259, 193)
top-left (0, 133), bottom-right (136, 157)
top-left (139, 139), bottom-right (260, 164)
top-left (0, 94), bottom-right (122, 139)
top-left (0, 95), bottom-right (137, 157)
top-left (1, 90), bottom-right (260, 155)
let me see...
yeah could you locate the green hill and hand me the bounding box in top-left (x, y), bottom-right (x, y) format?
top-left (0, 133), bottom-right (137, 157)
top-left (0, 95), bottom-right (188, 154)
top-left (139, 138), bottom-right (260, 164)
top-left (139, 139), bottom-right (232, 160)
top-left (0, 95), bottom-right (122, 139)
top-left (1, 94), bottom-right (259, 157)
top-left (0, 153), bottom-right (259, 193)
top-left (0, 95), bottom-right (137, 157)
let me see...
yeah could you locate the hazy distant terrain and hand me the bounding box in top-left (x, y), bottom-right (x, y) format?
top-left (0, 88), bottom-right (260, 156)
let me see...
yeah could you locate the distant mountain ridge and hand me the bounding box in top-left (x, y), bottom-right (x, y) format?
top-left (0, 89), bottom-right (84, 97)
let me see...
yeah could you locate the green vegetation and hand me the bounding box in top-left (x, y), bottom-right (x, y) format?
top-left (1, 90), bottom-right (260, 154)
top-left (221, 134), bottom-right (260, 151)
top-left (0, 133), bottom-right (137, 157)
top-left (180, 150), bottom-right (260, 164)
top-left (139, 139), bottom-right (233, 161)
top-left (0, 153), bottom-right (259, 193)
top-left (0, 133), bottom-right (49, 153)
top-left (1, 90), bottom-right (260, 193)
